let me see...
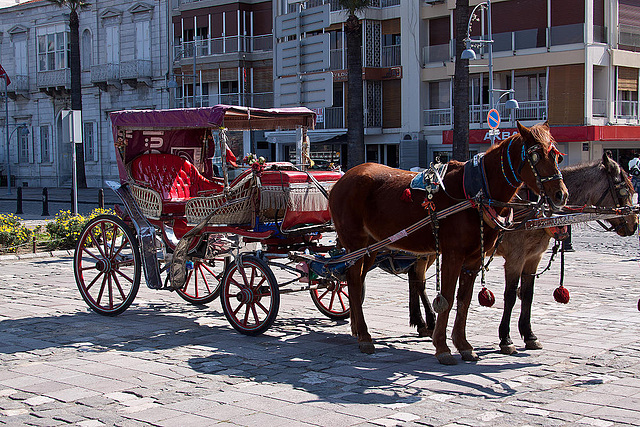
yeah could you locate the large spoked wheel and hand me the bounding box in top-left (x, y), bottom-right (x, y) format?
top-left (175, 258), bottom-right (226, 305)
top-left (310, 281), bottom-right (365, 320)
top-left (220, 256), bottom-right (280, 336)
top-left (74, 215), bottom-right (141, 316)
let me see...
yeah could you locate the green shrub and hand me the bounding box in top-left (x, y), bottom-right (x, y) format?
top-left (45, 208), bottom-right (114, 250)
top-left (0, 213), bottom-right (33, 252)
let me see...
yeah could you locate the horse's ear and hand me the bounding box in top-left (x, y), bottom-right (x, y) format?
top-left (517, 121), bottom-right (531, 141)
top-left (542, 120), bottom-right (550, 129)
top-left (602, 150), bottom-right (619, 174)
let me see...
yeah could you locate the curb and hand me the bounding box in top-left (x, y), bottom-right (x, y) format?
top-left (0, 250), bottom-right (73, 262)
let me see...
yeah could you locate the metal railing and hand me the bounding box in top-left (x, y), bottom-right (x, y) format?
top-left (616, 100), bottom-right (639, 119)
top-left (592, 99), bottom-right (607, 117)
top-left (422, 43), bottom-right (451, 65)
top-left (174, 92), bottom-right (274, 109)
top-left (176, 34), bottom-right (273, 60)
top-left (382, 44), bottom-right (401, 67)
top-left (423, 100), bottom-right (547, 126)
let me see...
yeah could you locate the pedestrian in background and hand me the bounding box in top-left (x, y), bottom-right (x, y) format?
top-left (628, 153), bottom-right (640, 196)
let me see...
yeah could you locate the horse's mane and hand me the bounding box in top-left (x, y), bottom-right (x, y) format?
top-left (484, 123), bottom-right (554, 156)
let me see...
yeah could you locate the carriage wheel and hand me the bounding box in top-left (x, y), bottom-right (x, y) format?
top-left (175, 258), bottom-right (226, 305)
top-left (74, 215), bottom-right (141, 316)
top-left (220, 256), bottom-right (280, 336)
top-left (310, 281), bottom-right (365, 320)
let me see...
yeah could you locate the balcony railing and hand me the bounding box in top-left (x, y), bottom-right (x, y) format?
top-left (423, 100), bottom-right (547, 126)
top-left (90, 63), bottom-right (120, 83)
top-left (382, 44), bottom-right (401, 67)
top-left (550, 23), bottom-right (583, 46)
top-left (422, 43), bottom-right (451, 65)
top-left (120, 60), bottom-right (152, 80)
top-left (176, 34), bottom-right (273, 60)
top-left (616, 100), bottom-right (639, 120)
top-left (7, 75), bottom-right (29, 92)
top-left (36, 68), bottom-right (70, 89)
top-left (593, 99), bottom-right (607, 117)
top-left (175, 92), bottom-right (274, 109)
top-left (619, 24), bottom-right (640, 52)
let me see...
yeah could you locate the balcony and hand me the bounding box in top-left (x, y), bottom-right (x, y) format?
top-left (120, 60), bottom-right (152, 87)
top-left (36, 68), bottom-right (70, 96)
top-left (619, 24), bottom-right (640, 52)
top-left (592, 99), bottom-right (607, 117)
top-left (616, 100), bottom-right (639, 122)
top-left (90, 63), bottom-right (121, 91)
top-left (422, 43), bottom-right (451, 65)
top-left (174, 92), bottom-right (274, 109)
top-left (423, 101), bottom-right (547, 127)
top-left (6, 75), bottom-right (29, 99)
top-left (176, 34), bottom-right (273, 61)
top-left (382, 44), bottom-right (401, 67)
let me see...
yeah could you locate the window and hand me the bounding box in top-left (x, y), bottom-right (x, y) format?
top-left (14, 39), bottom-right (27, 75)
top-left (514, 73), bottom-right (546, 102)
top-left (82, 29), bottom-right (92, 71)
top-left (84, 122), bottom-right (97, 162)
top-left (135, 21), bottom-right (150, 60)
top-left (40, 125), bottom-right (51, 163)
top-left (37, 27), bottom-right (69, 72)
top-left (429, 81), bottom-right (450, 109)
top-left (106, 25), bottom-right (120, 63)
top-left (18, 128), bottom-right (29, 163)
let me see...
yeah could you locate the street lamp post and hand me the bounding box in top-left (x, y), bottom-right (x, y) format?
top-left (461, 0), bottom-right (519, 144)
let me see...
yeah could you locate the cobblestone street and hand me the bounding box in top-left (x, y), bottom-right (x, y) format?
top-left (1, 226), bottom-right (639, 426)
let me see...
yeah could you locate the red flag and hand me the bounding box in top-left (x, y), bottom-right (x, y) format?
top-left (0, 64), bottom-right (10, 85)
top-left (225, 143), bottom-right (238, 168)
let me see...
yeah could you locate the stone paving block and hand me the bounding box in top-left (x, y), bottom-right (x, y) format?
top-left (43, 387), bottom-right (100, 403)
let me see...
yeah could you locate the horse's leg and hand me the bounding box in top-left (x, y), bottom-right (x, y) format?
top-left (348, 254), bottom-right (377, 354)
top-left (432, 252), bottom-right (463, 365)
top-left (408, 257), bottom-right (437, 338)
top-left (498, 262), bottom-right (524, 355)
top-left (452, 264), bottom-right (480, 362)
top-left (519, 257), bottom-right (543, 350)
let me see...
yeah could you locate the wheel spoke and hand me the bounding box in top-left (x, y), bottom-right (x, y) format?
top-left (232, 301), bottom-right (245, 316)
top-left (95, 273), bottom-right (108, 306)
top-left (198, 267), bottom-right (212, 294)
top-left (82, 247), bottom-right (101, 262)
top-left (242, 303), bottom-right (251, 326)
top-left (85, 271), bottom-right (104, 291)
top-left (113, 268), bottom-right (134, 284)
top-left (110, 271), bottom-right (128, 301)
top-left (100, 222), bottom-right (109, 257)
top-left (89, 234), bottom-right (107, 259)
top-left (108, 223), bottom-right (118, 257)
top-left (317, 289), bottom-right (330, 301)
top-left (252, 276), bottom-right (267, 292)
top-left (108, 271), bottom-right (114, 309)
top-left (251, 303), bottom-right (260, 325)
top-left (328, 291), bottom-right (336, 311)
top-left (182, 269), bottom-right (194, 293)
top-left (337, 291), bottom-right (347, 311)
top-left (255, 300), bottom-right (270, 315)
top-left (111, 235), bottom-right (129, 260)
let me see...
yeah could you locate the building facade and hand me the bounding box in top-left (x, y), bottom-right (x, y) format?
top-left (0, 0), bottom-right (170, 188)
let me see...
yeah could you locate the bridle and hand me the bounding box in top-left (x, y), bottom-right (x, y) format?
top-left (501, 137), bottom-right (564, 203)
top-left (594, 167), bottom-right (636, 234)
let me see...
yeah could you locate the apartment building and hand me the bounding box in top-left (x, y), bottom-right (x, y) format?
top-left (422, 0), bottom-right (640, 167)
top-left (0, 0), bottom-right (169, 188)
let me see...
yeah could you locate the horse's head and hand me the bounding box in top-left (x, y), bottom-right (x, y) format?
top-left (598, 151), bottom-right (638, 236)
top-left (516, 121), bottom-right (568, 211)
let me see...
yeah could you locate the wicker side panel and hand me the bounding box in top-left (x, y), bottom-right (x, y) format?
top-left (185, 175), bottom-right (257, 225)
top-left (130, 183), bottom-right (162, 219)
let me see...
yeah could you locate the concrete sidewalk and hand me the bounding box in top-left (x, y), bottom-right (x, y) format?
top-left (1, 227), bottom-right (639, 426)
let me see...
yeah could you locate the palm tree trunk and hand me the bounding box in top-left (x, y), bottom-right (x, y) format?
top-left (345, 13), bottom-right (365, 169)
top-left (70, 9), bottom-right (87, 188)
top-left (452, 0), bottom-right (470, 162)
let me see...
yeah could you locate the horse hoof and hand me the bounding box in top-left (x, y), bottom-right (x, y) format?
top-left (525, 340), bottom-right (543, 350)
top-left (500, 344), bottom-right (518, 355)
top-left (359, 342), bottom-right (375, 354)
top-left (436, 352), bottom-right (458, 365)
top-left (418, 327), bottom-right (433, 338)
top-left (460, 349), bottom-right (479, 361)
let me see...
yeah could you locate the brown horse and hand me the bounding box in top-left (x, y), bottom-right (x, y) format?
top-left (329, 122), bottom-right (568, 364)
top-left (407, 152), bottom-right (637, 354)
top-left (495, 152), bottom-right (638, 354)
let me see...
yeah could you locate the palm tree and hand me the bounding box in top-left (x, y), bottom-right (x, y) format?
top-left (452, 0), bottom-right (470, 162)
top-left (338, 0), bottom-right (369, 169)
top-left (48, 0), bottom-right (90, 188)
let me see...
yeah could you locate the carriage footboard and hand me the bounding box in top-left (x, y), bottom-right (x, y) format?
top-left (106, 181), bottom-right (164, 289)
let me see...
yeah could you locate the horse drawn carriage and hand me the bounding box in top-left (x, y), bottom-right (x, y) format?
top-left (74, 105), bottom-right (356, 334)
top-left (74, 106), bottom-right (638, 363)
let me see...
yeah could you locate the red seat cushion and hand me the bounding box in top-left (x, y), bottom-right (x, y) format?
top-left (130, 153), bottom-right (223, 215)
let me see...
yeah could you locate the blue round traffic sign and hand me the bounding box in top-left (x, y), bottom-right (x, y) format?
top-left (487, 109), bottom-right (500, 129)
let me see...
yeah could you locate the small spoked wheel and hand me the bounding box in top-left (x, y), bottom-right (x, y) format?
top-left (310, 281), bottom-right (364, 320)
top-left (74, 215), bottom-right (141, 316)
top-left (220, 256), bottom-right (279, 336)
top-left (175, 258), bottom-right (226, 305)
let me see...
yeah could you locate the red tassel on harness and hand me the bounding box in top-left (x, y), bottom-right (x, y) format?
top-left (401, 188), bottom-right (413, 203)
top-left (553, 285), bottom-right (570, 304)
top-left (478, 286), bottom-right (495, 307)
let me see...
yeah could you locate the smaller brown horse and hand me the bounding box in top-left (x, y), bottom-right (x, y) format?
top-left (329, 122), bottom-right (568, 364)
top-left (496, 151), bottom-right (638, 354)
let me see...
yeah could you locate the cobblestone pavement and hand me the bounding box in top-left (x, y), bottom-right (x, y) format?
top-left (1, 227), bottom-right (640, 426)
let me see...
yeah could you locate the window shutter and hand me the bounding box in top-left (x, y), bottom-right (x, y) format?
top-left (618, 67), bottom-right (638, 92)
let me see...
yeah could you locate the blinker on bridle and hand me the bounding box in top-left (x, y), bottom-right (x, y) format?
top-left (515, 142), bottom-right (564, 203)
